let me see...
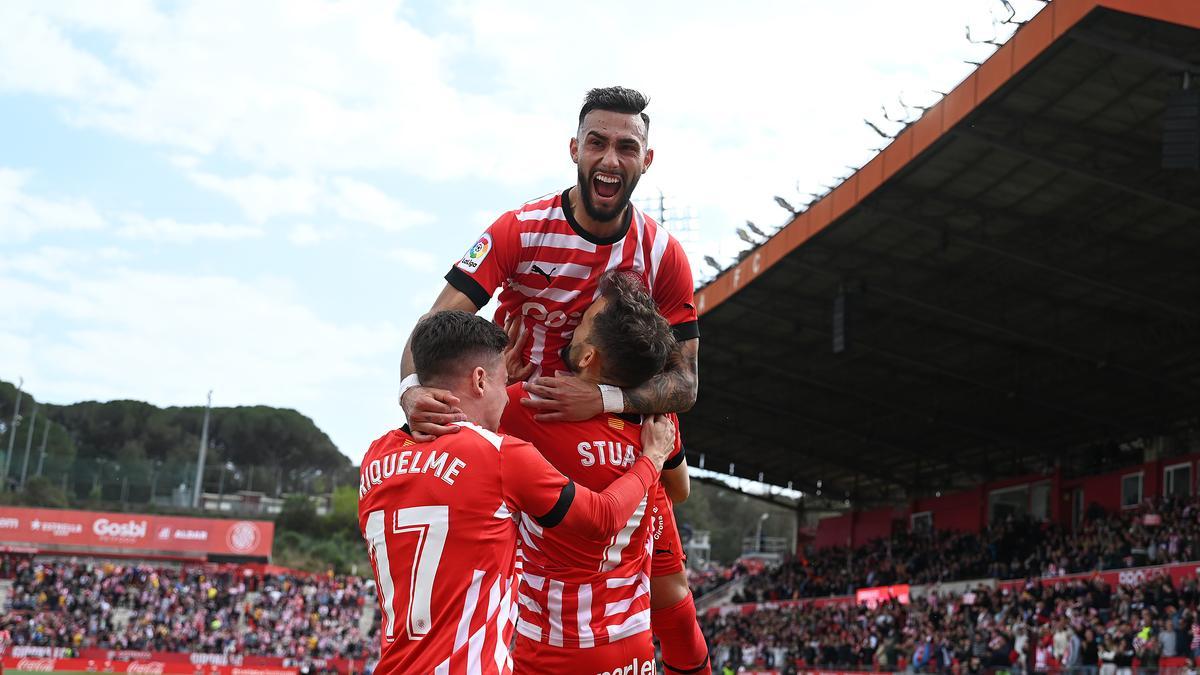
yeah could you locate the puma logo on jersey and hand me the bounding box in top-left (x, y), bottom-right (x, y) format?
top-left (577, 441), bottom-right (638, 468)
top-left (530, 263), bottom-right (555, 282)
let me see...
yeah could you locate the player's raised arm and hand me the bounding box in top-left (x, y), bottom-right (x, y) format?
top-left (617, 236), bottom-right (700, 414)
top-left (503, 414), bottom-right (676, 540)
top-left (397, 284), bottom-right (477, 440)
top-left (522, 236), bottom-right (700, 420)
top-left (621, 338), bottom-right (698, 414)
top-left (399, 213), bottom-right (522, 440)
top-left (661, 438), bottom-right (691, 503)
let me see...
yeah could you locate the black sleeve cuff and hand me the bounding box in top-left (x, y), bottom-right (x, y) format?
top-left (445, 267), bottom-right (492, 310)
top-left (535, 481), bottom-right (576, 528)
top-left (671, 320), bottom-right (699, 342)
top-left (664, 448), bottom-right (686, 470)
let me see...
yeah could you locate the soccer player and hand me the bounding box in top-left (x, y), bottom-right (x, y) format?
top-left (500, 270), bottom-right (684, 674)
top-left (399, 86), bottom-right (710, 675)
top-left (360, 310), bottom-right (677, 674)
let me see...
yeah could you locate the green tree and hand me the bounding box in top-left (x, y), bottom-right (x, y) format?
top-left (278, 494), bottom-right (320, 536)
top-left (20, 475), bottom-right (68, 508)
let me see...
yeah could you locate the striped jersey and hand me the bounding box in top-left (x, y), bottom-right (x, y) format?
top-left (500, 384), bottom-right (682, 649)
top-left (357, 422), bottom-right (574, 675)
top-left (445, 189), bottom-right (698, 376)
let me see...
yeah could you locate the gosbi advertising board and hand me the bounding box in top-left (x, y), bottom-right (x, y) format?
top-left (0, 506), bottom-right (273, 559)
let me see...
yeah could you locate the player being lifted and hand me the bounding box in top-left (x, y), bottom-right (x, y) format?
top-left (360, 310), bottom-right (676, 674)
top-left (400, 85), bottom-right (711, 675)
top-left (501, 270), bottom-right (686, 674)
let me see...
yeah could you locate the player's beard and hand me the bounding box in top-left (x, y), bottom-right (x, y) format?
top-left (559, 343), bottom-right (582, 375)
top-left (577, 165), bottom-right (640, 223)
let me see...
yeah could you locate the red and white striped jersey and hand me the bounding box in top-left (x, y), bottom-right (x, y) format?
top-left (500, 384), bottom-right (682, 649)
top-left (357, 422), bottom-right (573, 675)
top-left (445, 189), bottom-right (698, 377)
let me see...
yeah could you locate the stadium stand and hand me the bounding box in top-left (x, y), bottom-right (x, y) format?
top-left (731, 495), bottom-right (1200, 605)
top-left (0, 556), bottom-right (376, 668)
top-left (677, 3), bottom-right (1200, 672)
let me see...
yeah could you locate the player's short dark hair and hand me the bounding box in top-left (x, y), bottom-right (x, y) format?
top-left (589, 270), bottom-right (674, 388)
top-left (412, 310), bottom-right (508, 386)
top-left (578, 86), bottom-right (650, 136)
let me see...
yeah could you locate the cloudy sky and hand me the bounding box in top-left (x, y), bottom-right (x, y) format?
top-left (1, 0), bottom-right (1045, 465)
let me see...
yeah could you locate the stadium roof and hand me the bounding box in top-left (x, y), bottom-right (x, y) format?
top-left (681, 0), bottom-right (1200, 504)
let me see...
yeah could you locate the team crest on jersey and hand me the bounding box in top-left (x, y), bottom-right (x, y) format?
top-left (456, 233), bottom-right (492, 273)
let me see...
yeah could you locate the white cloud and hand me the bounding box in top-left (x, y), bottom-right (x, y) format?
top-left (2, 0), bottom-right (1046, 230)
top-left (187, 171), bottom-right (322, 223)
top-left (0, 258), bottom-right (406, 459)
top-left (385, 247), bottom-right (437, 273)
top-left (0, 0), bottom-right (561, 183)
top-left (0, 168), bottom-right (107, 242)
top-left (116, 214), bottom-right (263, 243)
top-left (287, 223), bottom-right (336, 247)
top-left (327, 177), bottom-right (434, 231)
top-left (0, 2), bottom-right (142, 104)
top-left (187, 170), bottom-right (433, 231)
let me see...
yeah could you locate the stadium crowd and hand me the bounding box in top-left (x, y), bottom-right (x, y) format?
top-left (4, 496), bottom-right (1200, 673)
top-left (705, 570), bottom-right (1200, 673)
top-left (0, 556), bottom-right (374, 661)
top-left (733, 496), bottom-right (1200, 604)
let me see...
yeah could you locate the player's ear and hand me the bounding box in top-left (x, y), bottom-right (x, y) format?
top-left (577, 345), bottom-right (597, 370)
top-left (470, 366), bottom-right (487, 397)
top-left (569, 136), bottom-right (579, 164)
top-left (642, 147), bottom-right (654, 174)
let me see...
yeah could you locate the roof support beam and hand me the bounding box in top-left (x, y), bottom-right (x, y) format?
top-left (733, 299), bottom-right (1136, 434)
top-left (878, 189), bottom-right (1200, 285)
top-left (862, 205), bottom-right (1200, 321)
top-left (696, 383), bottom-right (928, 492)
top-left (868, 283), bottom-right (1195, 397)
top-left (954, 129), bottom-right (1200, 217)
top-left (701, 335), bottom-right (1027, 450)
top-left (689, 473), bottom-right (803, 510)
top-left (1070, 28), bottom-right (1200, 74)
top-left (680, 414), bottom-right (867, 498)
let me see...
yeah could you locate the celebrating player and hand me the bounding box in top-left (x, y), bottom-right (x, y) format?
top-left (360, 310), bottom-right (677, 674)
top-left (500, 270), bottom-right (685, 674)
top-left (398, 85), bottom-right (710, 675)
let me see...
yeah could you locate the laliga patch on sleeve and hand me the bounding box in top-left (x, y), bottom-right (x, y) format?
top-left (456, 233), bottom-right (493, 273)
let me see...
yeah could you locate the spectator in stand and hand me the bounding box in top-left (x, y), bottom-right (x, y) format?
top-left (701, 569), bottom-right (1200, 675)
top-left (731, 495), bottom-right (1200, 606)
top-left (1, 556), bottom-right (373, 662)
top-left (1083, 627), bottom-right (1101, 675)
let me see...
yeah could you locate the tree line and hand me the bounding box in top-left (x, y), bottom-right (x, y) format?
top-left (0, 379), bottom-right (353, 504)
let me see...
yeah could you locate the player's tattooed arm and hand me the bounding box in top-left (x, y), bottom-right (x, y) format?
top-left (622, 338), bottom-right (699, 414)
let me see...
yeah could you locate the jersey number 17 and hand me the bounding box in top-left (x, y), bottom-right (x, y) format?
top-left (364, 505), bottom-right (449, 641)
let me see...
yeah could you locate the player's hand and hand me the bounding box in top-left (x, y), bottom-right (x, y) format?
top-left (520, 373), bottom-right (603, 422)
top-left (400, 386), bottom-right (466, 442)
top-left (638, 414), bottom-right (676, 471)
top-left (503, 315), bottom-right (536, 385)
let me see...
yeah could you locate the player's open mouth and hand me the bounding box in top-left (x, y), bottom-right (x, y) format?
top-left (592, 172), bottom-right (622, 199)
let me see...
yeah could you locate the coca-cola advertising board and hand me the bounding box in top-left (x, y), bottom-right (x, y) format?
top-left (0, 507), bottom-right (272, 559)
top-left (854, 584), bottom-right (911, 608)
top-left (996, 560), bottom-right (1200, 594)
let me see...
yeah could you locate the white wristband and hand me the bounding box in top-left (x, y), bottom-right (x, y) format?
top-left (398, 373), bottom-right (422, 403)
top-left (598, 384), bottom-right (624, 414)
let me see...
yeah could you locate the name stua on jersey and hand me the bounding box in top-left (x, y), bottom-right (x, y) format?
top-left (577, 440), bottom-right (638, 468)
top-left (359, 446), bottom-right (467, 499)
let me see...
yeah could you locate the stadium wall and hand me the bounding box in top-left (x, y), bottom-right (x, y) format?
top-left (814, 453), bottom-right (1200, 549)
